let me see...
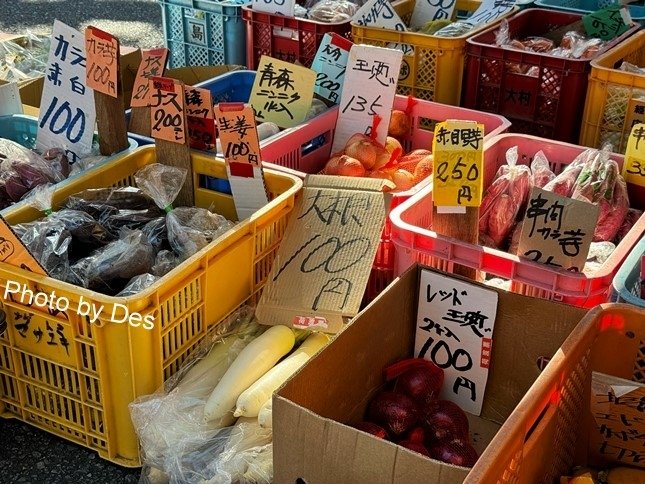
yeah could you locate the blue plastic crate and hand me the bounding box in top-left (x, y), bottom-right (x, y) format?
top-left (159, 0), bottom-right (248, 69)
top-left (0, 114), bottom-right (138, 214)
top-left (534, 0), bottom-right (645, 26)
top-left (611, 237), bottom-right (645, 308)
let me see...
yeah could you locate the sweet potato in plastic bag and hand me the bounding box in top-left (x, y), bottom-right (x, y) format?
top-left (479, 147), bottom-right (532, 248)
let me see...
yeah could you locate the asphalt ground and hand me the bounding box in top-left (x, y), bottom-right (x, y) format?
top-left (1, 3), bottom-right (164, 481)
top-left (0, 0), bottom-right (164, 49)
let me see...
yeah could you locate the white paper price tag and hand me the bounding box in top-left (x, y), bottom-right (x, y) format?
top-left (415, 269), bottom-right (498, 415)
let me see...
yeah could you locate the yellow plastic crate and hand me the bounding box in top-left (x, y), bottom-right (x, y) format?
top-left (351, 0), bottom-right (513, 106)
top-left (580, 30), bottom-right (645, 154)
top-left (0, 145), bottom-right (302, 466)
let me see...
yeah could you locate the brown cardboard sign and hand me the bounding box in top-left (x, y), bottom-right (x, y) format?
top-left (590, 372), bottom-right (645, 468)
top-left (0, 215), bottom-right (48, 275)
top-left (256, 175), bottom-right (389, 333)
top-left (518, 187), bottom-right (598, 272)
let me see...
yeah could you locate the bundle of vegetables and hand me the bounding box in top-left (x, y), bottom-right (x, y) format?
top-left (12, 164), bottom-right (233, 296)
top-left (130, 309), bottom-right (330, 484)
top-left (354, 358), bottom-right (479, 467)
top-left (322, 107), bottom-right (433, 191)
top-left (495, 19), bottom-right (606, 77)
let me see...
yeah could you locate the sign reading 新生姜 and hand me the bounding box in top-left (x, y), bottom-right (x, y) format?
top-left (415, 268), bottom-right (498, 415)
top-left (214, 103), bottom-right (269, 220)
top-left (432, 121), bottom-right (484, 209)
top-left (249, 56), bottom-right (316, 129)
top-left (518, 188), bottom-right (599, 272)
top-left (37, 20), bottom-right (96, 164)
top-left (332, 44), bottom-right (402, 153)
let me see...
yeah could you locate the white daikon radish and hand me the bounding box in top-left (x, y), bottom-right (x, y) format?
top-left (257, 399), bottom-right (272, 429)
top-left (234, 332), bottom-right (329, 418)
top-left (203, 325), bottom-right (295, 422)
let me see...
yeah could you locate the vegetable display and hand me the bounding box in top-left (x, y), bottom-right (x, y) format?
top-left (355, 358), bottom-right (479, 468)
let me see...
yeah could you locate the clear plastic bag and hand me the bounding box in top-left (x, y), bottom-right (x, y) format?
top-left (129, 307), bottom-right (264, 480)
top-left (307, 0), bottom-right (359, 22)
top-left (14, 218), bottom-right (71, 280)
top-left (152, 250), bottom-right (181, 277)
top-left (135, 164), bottom-right (233, 260)
top-left (0, 32), bottom-right (50, 82)
top-left (620, 61), bottom-right (645, 75)
top-left (117, 273), bottom-right (160, 297)
top-left (478, 147), bottom-right (532, 248)
top-left (434, 21), bottom-right (473, 37)
top-left (68, 229), bottom-right (156, 294)
top-left (530, 151), bottom-right (555, 189)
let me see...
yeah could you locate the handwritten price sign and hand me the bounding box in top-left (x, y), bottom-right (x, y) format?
top-left (149, 77), bottom-right (186, 144)
top-left (130, 48), bottom-right (168, 107)
top-left (432, 121), bottom-right (484, 208)
top-left (85, 26), bottom-right (118, 97)
top-left (415, 269), bottom-right (498, 415)
top-left (583, 4), bottom-right (632, 41)
top-left (623, 123), bottom-right (645, 188)
top-left (311, 33), bottom-right (352, 105)
top-left (185, 86), bottom-right (215, 150)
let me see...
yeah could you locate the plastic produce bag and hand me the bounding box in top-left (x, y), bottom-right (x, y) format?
top-left (307, 0), bottom-right (359, 22)
top-left (479, 147), bottom-right (532, 248)
top-left (543, 150), bottom-right (590, 197)
top-left (117, 273), bottom-right (160, 297)
top-left (135, 164), bottom-right (233, 260)
top-left (14, 218), bottom-right (71, 280)
top-left (530, 151), bottom-right (555, 188)
top-left (570, 147), bottom-right (630, 242)
top-left (152, 250), bottom-right (180, 277)
top-left (67, 229), bottom-right (156, 294)
top-left (434, 21), bottom-right (473, 37)
top-left (129, 307), bottom-right (262, 477)
top-left (620, 61), bottom-right (645, 75)
top-left (0, 32), bottom-right (50, 82)
top-left (615, 208), bottom-right (643, 244)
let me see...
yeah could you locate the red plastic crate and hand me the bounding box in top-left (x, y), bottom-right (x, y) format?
top-left (462, 8), bottom-right (639, 144)
top-left (261, 94), bottom-right (511, 302)
top-left (242, 5), bottom-right (351, 69)
top-left (390, 133), bottom-right (645, 308)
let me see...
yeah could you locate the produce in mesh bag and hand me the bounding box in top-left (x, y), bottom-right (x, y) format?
top-left (135, 164), bottom-right (233, 260)
top-left (479, 146), bottom-right (531, 248)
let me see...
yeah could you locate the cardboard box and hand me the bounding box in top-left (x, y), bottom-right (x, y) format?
top-left (273, 264), bottom-right (588, 483)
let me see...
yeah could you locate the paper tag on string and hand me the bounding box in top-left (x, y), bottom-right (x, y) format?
top-left (85, 26), bottom-right (119, 98)
top-left (517, 188), bottom-right (598, 272)
top-left (432, 121), bottom-right (484, 208)
top-left (410, 0), bottom-right (457, 30)
top-left (332, 44), bottom-right (402, 153)
top-left (37, 21), bottom-right (96, 164)
top-left (415, 269), bottom-right (498, 416)
top-left (185, 86), bottom-right (216, 151)
top-left (250, 56), bottom-right (316, 129)
top-left (130, 48), bottom-right (169, 107)
top-left (623, 123), bottom-right (645, 188)
top-left (311, 33), bottom-right (352, 105)
top-left (583, 4), bottom-right (632, 40)
top-left (149, 77), bottom-right (186, 144)
top-left (214, 103), bottom-right (269, 220)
